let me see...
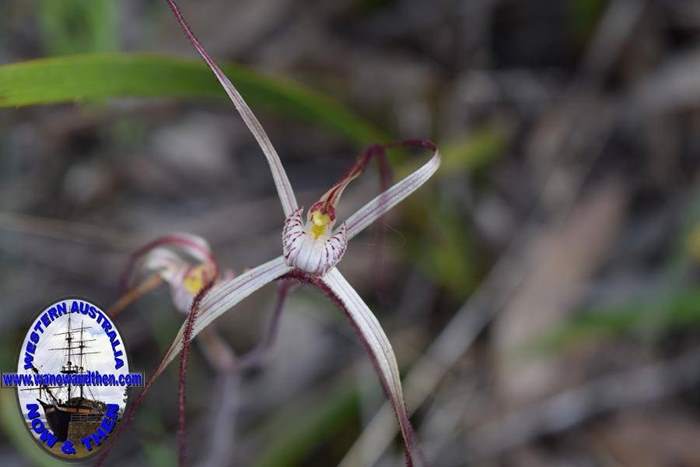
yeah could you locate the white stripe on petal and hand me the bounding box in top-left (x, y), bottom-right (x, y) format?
top-left (282, 207), bottom-right (305, 263)
top-left (157, 256), bottom-right (291, 372)
top-left (344, 146), bottom-right (440, 240)
top-left (164, 232), bottom-right (213, 264)
top-left (166, 0), bottom-right (298, 217)
top-left (321, 268), bottom-right (420, 466)
top-left (143, 249), bottom-right (187, 283)
top-left (139, 233), bottom-right (213, 279)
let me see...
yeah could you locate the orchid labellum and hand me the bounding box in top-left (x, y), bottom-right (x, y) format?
top-left (104, 1), bottom-right (441, 466)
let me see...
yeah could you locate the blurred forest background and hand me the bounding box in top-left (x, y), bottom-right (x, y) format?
top-left (1, 0), bottom-right (700, 466)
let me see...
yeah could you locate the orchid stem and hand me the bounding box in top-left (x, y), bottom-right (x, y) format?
top-left (234, 279), bottom-right (294, 371)
top-left (198, 327), bottom-right (236, 372)
top-left (177, 276), bottom-right (217, 467)
top-left (106, 274), bottom-right (163, 318)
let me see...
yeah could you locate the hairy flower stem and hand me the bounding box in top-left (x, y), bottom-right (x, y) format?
top-left (177, 275), bottom-right (218, 467)
top-left (96, 263), bottom-right (218, 467)
top-left (280, 270), bottom-right (422, 467)
top-left (94, 364), bottom-right (162, 467)
top-left (95, 273), bottom-right (291, 467)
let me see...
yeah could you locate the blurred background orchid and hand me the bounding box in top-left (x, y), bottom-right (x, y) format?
top-left (103, 233), bottom-right (238, 466)
top-left (2, 1), bottom-right (700, 467)
top-left (102, 231), bottom-right (302, 466)
top-left (109, 233), bottom-right (218, 318)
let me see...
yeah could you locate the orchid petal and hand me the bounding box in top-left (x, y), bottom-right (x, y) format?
top-left (161, 232), bottom-right (213, 263)
top-left (310, 144), bottom-right (388, 221)
top-left (126, 233), bottom-right (220, 314)
top-left (321, 268), bottom-right (420, 467)
top-left (165, 0), bottom-right (298, 217)
top-left (345, 143), bottom-right (440, 240)
top-left (139, 232), bottom-right (213, 264)
top-left (106, 273), bottom-right (163, 318)
top-left (157, 256), bottom-right (292, 372)
top-left (109, 233), bottom-right (216, 317)
top-left (143, 248), bottom-right (190, 283)
top-left (124, 232), bottom-right (215, 287)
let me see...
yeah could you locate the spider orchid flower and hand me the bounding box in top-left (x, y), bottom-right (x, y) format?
top-left (103, 234), bottom-right (231, 467)
top-left (110, 232), bottom-right (242, 364)
top-left (133, 3), bottom-right (441, 466)
top-left (98, 233), bottom-right (294, 467)
top-left (108, 233), bottom-right (219, 318)
top-left (110, 232), bottom-right (286, 372)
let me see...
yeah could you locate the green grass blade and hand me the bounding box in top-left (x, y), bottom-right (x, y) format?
top-left (0, 53), bottom-right (386, 145)
top-left (529, 288), bottom-right (700, 355)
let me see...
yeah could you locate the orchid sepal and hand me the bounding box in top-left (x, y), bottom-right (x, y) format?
top-left (165, 0), bottom-right (298, 217)
top-left (321, 267), bottom-right (421, 467)
top-left (345, 143), bottom-right (441, 240)
top-left (157, 256), bottom-right (291, 373)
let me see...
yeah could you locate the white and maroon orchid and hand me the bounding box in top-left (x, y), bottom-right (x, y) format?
top-left (103, 232), bottom-right (296, 466)
top-left (109, 233), bottom-right (219, 318)
top-left (103, 233), bottom-right (242, 467)
top-left (111, 232), bottom-right (282, 372)
top-left (148, 2), bottom-right (442, 466)
top-left (110, 232), bottom-right (241, 366)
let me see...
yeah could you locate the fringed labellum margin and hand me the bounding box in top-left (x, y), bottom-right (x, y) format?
top-left (282, 207), bottom-right (348, 276)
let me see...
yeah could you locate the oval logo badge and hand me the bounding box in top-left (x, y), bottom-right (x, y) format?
top-left (14, 299), bottom-right (134, 460)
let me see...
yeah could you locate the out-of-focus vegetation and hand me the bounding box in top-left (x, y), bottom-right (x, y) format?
top-left (37, 0), bottom-right (117, 55)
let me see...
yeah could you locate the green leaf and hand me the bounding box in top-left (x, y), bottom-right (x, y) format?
top-left (0, 53), bottom-right (386, 145)
top-left (529, 288), bottom-right (700, 355)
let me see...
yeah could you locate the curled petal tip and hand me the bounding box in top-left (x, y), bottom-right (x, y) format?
top-left (344, 143), bottom-right (440, 239)
top-left (392, 139), bottom-right (437, 151)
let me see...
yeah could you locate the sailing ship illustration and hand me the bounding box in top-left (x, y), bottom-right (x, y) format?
top-left (24, 314), bottom-right (108, 442)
